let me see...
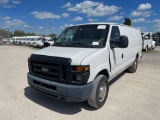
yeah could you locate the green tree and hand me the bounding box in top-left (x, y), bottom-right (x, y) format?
top-left (9, 32), bottom-right (13, 37)
top-left (14, 30), bottom-right (25, 36)
top-left (27, 32), bottom-right (36, 36)
top-left (13, 30), bottom-right (37, 36)
top-left (0, 29), bottom-right (12, 38)
top-left (123, 18), bottom-right (132, 26)
top-left (49, 33), bottom-right (57, 37)
top-left (155, 32), bottom-right (160, 36)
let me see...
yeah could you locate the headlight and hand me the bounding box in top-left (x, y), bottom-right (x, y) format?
top-left (75, 74), bottom-right (83, 81)
top-left (72, 65), bottom-right (90, 84)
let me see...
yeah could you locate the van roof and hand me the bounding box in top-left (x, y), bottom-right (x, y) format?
top-left (71, 22), bottom-right (116, 26)
top-left (70, 22), bottom-right (139, 30)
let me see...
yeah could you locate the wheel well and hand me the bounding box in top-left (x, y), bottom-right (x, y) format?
top-left (97, 69), bottom-right (109, 78)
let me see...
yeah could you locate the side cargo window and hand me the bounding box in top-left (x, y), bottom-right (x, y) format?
top-left (110, 26), bottom-right (120, 47)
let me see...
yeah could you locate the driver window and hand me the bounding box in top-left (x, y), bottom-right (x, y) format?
top-left (110, 26), bottom-right (120, 46)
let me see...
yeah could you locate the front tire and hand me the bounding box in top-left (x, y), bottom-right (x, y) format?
top-left (88, 75), bottom-right (109, 109)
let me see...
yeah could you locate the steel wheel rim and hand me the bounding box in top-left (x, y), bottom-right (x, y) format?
top-left (134, 60), bottom-right (137, 68)
top-left (98, 82), bottom-right (107, 101)
top-left (134, 59), bottom-right (137, 69)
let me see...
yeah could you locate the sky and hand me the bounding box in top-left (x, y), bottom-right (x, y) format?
top-left (0, 0), bottom-right (160, 35)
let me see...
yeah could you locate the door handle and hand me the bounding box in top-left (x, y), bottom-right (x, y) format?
top-left (122, 54), bottom-right (124, 59)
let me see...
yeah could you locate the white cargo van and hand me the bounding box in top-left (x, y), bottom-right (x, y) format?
top-left (12, 37), bottom-right (19, 44)
top-left (27, 23), bottom-right (142, 109)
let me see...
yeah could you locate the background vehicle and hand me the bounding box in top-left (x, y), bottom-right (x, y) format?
top-left (32, 37), bottom-right (42, 47)
top-left (27, 23), bottom-right (142, 109)
top-left (34, 37), bottom-right (44, 48)
top-left (0, 36), bottom-right (3, 45)
top-left (25, 37), bottom-right (32, 46)
top-left (152, 34), bottom-right (160, 46)
top-left (28, 38), bottom-right (36, 46)
top-left (12, 37), bottom-right (19, 44)
top-left (36, 37), bottom-right (51, 48)
top-left (19, 37), bottom-right (27, 45)
top-left (15, 37), bottom-right (21, 45)
top-left (43, 37), bottom-right (57, 47)
top-left (2, 38), bottom-right (7, 44)
top-left (142, 32), bottom-right (155, 50)
top-left (26, 36), bottom-right (42, 46)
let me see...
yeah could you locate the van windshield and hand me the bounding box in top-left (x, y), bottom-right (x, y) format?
top-left (53, 24), bottom-right (109, 48)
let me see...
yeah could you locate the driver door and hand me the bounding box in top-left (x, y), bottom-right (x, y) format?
top-left (109, 26), bottom-right (124, 78)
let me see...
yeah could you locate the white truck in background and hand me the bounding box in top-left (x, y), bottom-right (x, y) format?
top-left (27, 36), bottom-right (42, 46)
top-left (27, 23), bottom-right (142, 109)
top-left (141, 32), bottom-right (155, 50)
top-left (36, 37), bottom-right (51, 48)
top-left (43, 37), bottom-right (58, 47)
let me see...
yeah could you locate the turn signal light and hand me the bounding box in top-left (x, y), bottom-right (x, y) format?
top-left (75, 66), bottom-right (83, 72)
top-left (75, 66), bottom-right (89, 72)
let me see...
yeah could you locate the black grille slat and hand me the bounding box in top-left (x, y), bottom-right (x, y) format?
top-left (34, 63), bottom-right (58, 70)
top-left (34, 60), bottom-right (58, 67)
top-left (29, 55), bottom-right (72, 84)
top-left (30, 60), bottom-right (34, 73)
top-left (58, 65), bottom-right (63, 80)
top-left (34, 69), bottom-right (59, 76)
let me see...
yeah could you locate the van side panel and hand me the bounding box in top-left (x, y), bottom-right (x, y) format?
top-left (107, 25), bottom-right (142, 80)
top-left (119, 26), bottom-right (142, 61)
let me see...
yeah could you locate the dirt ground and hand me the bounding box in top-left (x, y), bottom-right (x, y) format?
top-left (0, 45), bottom-right (160, 120)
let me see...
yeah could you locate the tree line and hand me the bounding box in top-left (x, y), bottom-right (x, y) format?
top-left (0, 29), bottom-right (57, 38)
top-left (0, 18), bottom-right (159, 38)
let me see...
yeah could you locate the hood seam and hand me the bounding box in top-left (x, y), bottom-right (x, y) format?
top-left (80, 48), bottom-right (100, 65)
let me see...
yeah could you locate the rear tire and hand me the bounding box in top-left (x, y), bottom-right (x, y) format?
top-left (88, 75), bottom-right (109, 109)
top-left (128, 57), bottom-right (138, 73)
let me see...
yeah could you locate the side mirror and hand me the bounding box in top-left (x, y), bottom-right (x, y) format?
top-left (110, 35), bottom-right (128, 49)
top-left (119, 35), bottom-right (128, 48)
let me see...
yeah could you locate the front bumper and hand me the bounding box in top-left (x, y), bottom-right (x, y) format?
top-left (27, 73), bottom-right (93, 102)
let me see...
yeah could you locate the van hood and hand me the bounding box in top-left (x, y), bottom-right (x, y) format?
top-left (33, 46), bottom-right (99, 65)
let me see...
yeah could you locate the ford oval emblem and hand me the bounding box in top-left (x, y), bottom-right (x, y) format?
top-left (41, 67), bottom-right (49, 72)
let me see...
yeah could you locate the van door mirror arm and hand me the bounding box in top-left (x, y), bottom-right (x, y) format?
top-left (110, 44), bottom-right (116, 49)
top-left (110, 40), bottom-right (119, 49)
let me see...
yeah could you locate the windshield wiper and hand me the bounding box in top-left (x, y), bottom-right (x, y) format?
top-left (69, 42), bottom-right (96, 48)
top-left (53, 42), bottom-right (66, 47)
